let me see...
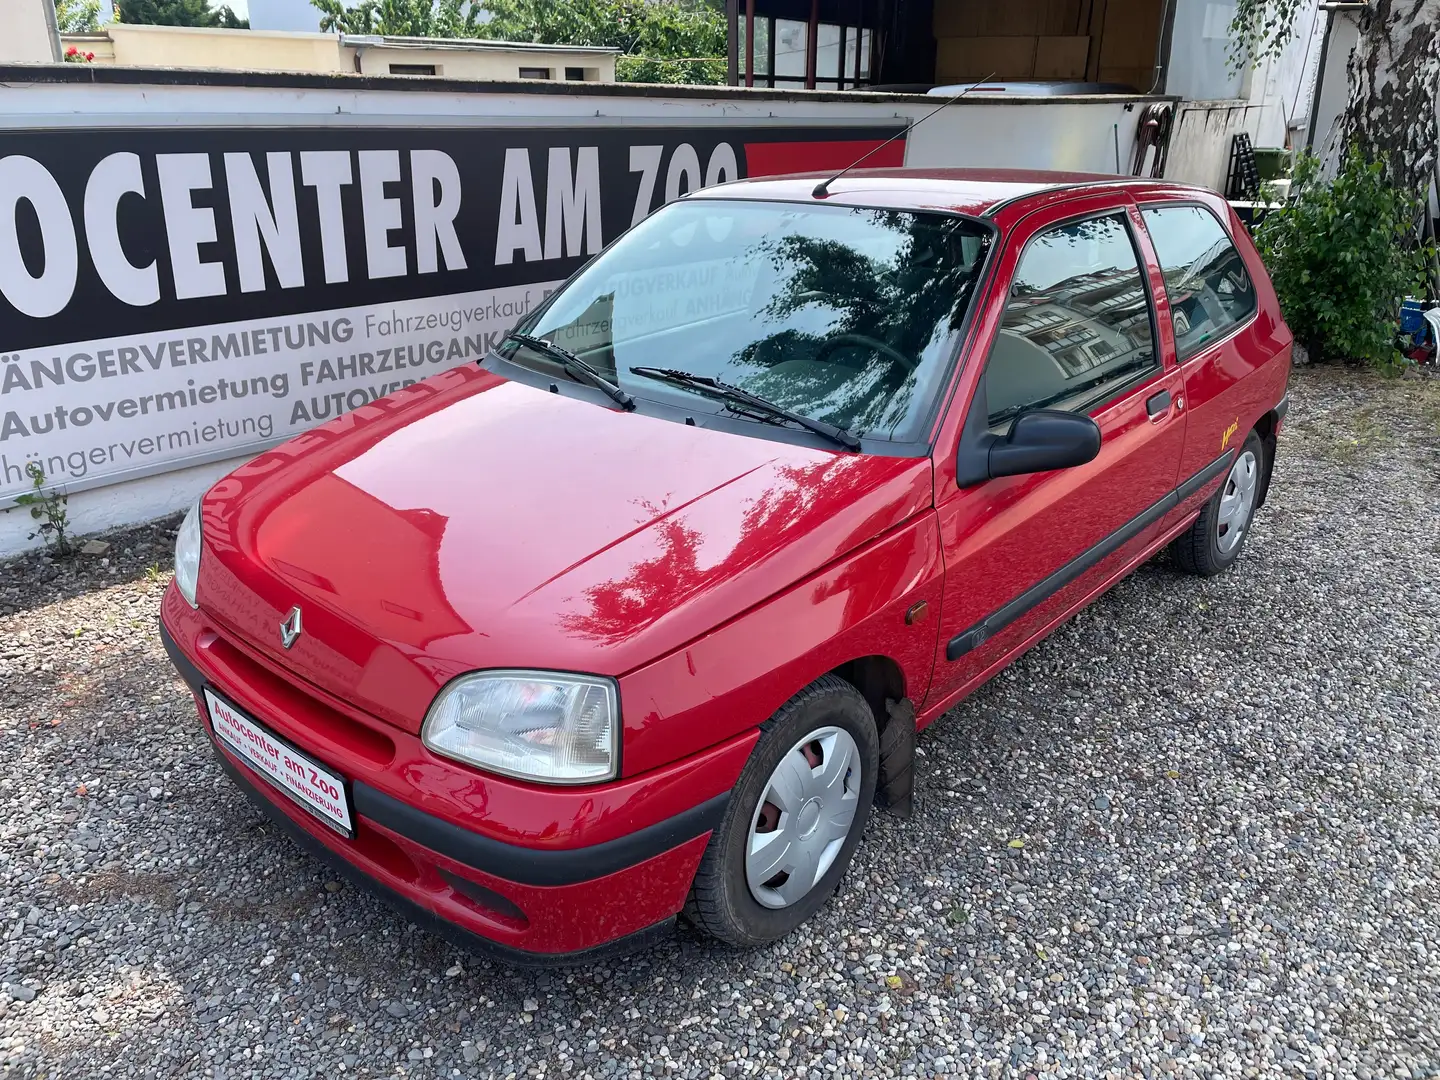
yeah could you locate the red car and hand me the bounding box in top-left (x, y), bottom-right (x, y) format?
top-left (160, 169), bottom-right (1290, 964)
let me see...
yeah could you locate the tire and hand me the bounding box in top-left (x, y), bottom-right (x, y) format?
top-left (1172, 429), bottom-right (1265, 577)
top-left (684, 675), bottom-right (879, 947)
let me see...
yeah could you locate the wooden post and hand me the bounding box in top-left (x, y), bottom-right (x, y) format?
top-left (745, 0), bottom-right (755, 87)
top-left (805, 0), bottom-right (819, 89)
top-left (727, 0), bottom-right (739, 85)
top-left (854, 6), bottom-right (864, 86)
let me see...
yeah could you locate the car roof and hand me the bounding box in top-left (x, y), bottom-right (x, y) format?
top-left (693, 167), bottom-right (1208, 219)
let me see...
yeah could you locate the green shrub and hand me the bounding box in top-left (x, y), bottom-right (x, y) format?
top-left (1254, 151), bottom-right (1432, 368)
top-left (14, 462), bottom-right (72, 556)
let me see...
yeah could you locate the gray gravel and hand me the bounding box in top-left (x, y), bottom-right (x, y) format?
top-left (2, 365), bottom-right (1439, 1079)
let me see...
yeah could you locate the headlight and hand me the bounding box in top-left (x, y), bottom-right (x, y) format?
top-left (174, 499), bottom-right (202, 608)
top-left (421, 671), bottom-right (618, 784)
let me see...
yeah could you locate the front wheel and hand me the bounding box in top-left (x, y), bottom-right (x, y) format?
top-left (1172, 429), bottom-right (1265, 576)
top-left (684, 675), bottom-right (878, 947)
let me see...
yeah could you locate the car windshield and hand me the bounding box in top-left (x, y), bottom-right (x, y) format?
top-left (507, 198), bottom-right (991, 443)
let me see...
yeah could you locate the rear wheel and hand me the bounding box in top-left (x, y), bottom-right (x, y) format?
top-left (1172, 429), bottom-right (1265, 576)
top-left (684, 675), bottom-right (878, 947)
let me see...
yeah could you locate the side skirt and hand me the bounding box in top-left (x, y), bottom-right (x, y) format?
top-left (917, 491), bottom-right (1213, 730)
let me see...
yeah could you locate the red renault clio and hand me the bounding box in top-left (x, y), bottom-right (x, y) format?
top-left (160, 169), bottom-right (1290, 964)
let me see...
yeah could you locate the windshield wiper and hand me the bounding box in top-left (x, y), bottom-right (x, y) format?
top-left (503, 332), bottom-right (634, 411)
top-left (629, 366), bottom-right (861, 450)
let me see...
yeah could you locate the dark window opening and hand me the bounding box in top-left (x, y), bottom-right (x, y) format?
top-left (388, 63), bottom-right (437, 76)
top-left (519, 66), bottom-right (552, 80)
top-left (565, 66), bottom-right (586, 80)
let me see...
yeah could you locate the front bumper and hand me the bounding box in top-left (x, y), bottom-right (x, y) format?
top-left (159, 589), bottom-right (751, 964)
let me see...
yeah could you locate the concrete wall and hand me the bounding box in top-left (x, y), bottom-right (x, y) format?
top-left (1165, 0), bottom-right (1248, 102)
top-left (1166, 99), bottom-right (1266, 191)
top-left (0, 0), bottom-right (57, 63)
top-left (347, 45), bottom-right (614, 82)
top-left (65, 25), bottom-right (618, 83)
top-left (1165, 0), bottom-right (1324, 141)
top-left (1242, 0), bottom-right (1326, 148)
top-left (1306, 9), bottom-right (1360, 154)
top-left (1161, 0), bottom-right (1327, 190)
top-left (105, 24), bottom-right (344, 73)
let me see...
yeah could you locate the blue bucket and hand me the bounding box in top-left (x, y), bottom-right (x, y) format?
top-left (1400, 298), bottom-right (1428, 335)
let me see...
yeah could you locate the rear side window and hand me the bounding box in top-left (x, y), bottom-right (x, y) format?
top-left (984, 213), bottom-right (1157, 427)
top-left (1141, 205), bottom-right (1257, 360)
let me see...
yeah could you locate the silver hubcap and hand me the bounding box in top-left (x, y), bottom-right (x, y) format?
top-left (1217, 449), bottom-right (1258, 554)
top-left (745, 727), bottom-right (861, 909)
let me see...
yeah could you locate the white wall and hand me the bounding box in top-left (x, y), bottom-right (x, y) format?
top-left (0, 0), bottom-right (58, 63)
top-left (1166, 0), bottom-right (1247, 102)
top-left (1243, 0), bottom-right (1326, 147)
top-left (1166, 100), bottom-right (1266, 191)
top-left (1165, 0), bottom-right (1326, 148)
top-left (1306, 10), bottom-right (1360, 154)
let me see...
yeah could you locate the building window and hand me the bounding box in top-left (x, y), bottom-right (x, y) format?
top-left (389, 63), bottom-right (437, 76)
top-left (740, 17), bottom-right (873, 89)
top-left (519, 67), bottom-right (552, 79)
top-left (565, 66), bottom-right (586, 81)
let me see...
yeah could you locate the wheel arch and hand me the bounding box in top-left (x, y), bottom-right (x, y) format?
top-left (1251, 405), bottom-right (1281, 509)
top-left (829, 654), bottom-right (916, 817)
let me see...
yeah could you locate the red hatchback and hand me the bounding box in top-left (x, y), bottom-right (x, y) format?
top-left (160, 169), bottom-right (1291, 964)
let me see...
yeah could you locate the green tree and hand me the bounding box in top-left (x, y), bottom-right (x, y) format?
top-left (309, 0), bottom-right (727, 84)
top-left (55, 0), bottom-right (104, 33)
top-left (116, 0), bottom-right (248, 28)
top-left (311, 0), bottom-right (482, 35)
top-left (484, 0), bottom-right (726, 84)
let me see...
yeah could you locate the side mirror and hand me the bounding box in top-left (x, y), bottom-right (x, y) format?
top-left (987, 409), bottom-right (1101, 479)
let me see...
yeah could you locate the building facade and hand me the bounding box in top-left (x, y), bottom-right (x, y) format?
top-left (61, 23), bottom-right (618, 83)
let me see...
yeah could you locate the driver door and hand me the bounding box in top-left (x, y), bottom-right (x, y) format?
top-left (926, 198), bottom-right (1186, 711)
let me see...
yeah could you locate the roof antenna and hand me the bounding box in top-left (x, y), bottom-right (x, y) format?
top-left (812, 73), bottom-right (998, 200)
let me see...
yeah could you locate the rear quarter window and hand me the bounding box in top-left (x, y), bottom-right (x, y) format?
top-left (1141, 205), bottom-right (1257, 360)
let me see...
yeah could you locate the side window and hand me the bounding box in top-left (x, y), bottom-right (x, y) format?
top-left (1141, 205), bottom-right (1257, 360)
top-left (985, 213), bottom-right (1157, 427)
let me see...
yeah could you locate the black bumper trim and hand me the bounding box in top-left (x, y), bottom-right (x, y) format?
top-left (1274, 393), bottom-right (1289, 421)
top-left (353, 781), bottom-right (727, 887)
top-left (210, 745), bottom-right (678, 968)
top-left (160, 618), bottom-right (729, 887)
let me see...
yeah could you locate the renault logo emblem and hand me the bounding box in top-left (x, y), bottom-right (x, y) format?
top-left (279, 606), bottom-right (303, 649)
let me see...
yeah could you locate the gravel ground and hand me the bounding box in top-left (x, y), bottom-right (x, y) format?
top-left (2, 365), bottom-right (1438, 1080)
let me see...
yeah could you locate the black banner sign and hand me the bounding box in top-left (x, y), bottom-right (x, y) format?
top-left (0, 124), bottom-right (906, 352)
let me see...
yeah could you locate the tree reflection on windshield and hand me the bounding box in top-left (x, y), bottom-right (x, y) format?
top-left (739, 213), bottom-right (988, 435)
top-left (518, 201), bottom-right (991, 444)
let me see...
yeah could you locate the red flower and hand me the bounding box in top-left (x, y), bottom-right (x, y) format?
top-left (66, 45), bottom-right (78, 56)
top-left (85, 52), bottom-right (94, 60)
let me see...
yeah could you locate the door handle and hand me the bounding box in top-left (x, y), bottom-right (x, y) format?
top-left (1146, 389), bottom-right (1172, 419)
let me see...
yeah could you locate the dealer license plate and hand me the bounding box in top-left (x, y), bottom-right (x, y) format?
top-left (205, 688), bottom-right (354, 836)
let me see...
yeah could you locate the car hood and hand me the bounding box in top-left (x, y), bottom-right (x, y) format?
top-left (195, 366), bottom-right (932, 733)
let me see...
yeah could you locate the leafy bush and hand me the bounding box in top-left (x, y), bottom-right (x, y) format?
top-left (55, 0), bottom-right (103, 34)
top-left (1255, 151), bottom-right (1432, 368)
